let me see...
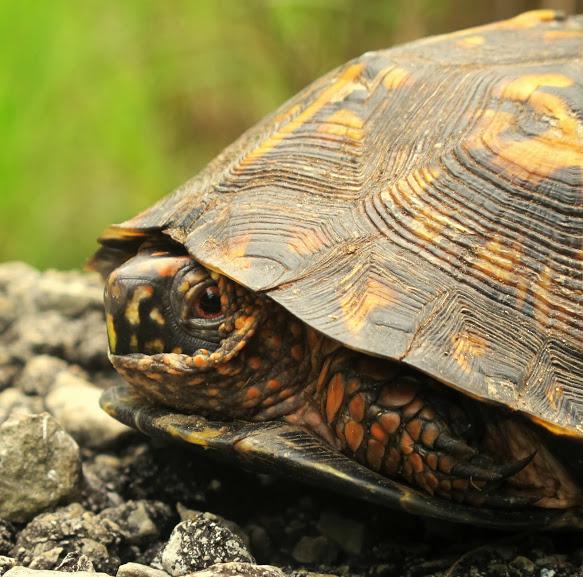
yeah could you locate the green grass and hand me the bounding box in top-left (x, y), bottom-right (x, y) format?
top-left (0, 0), bottom-right (453, 269)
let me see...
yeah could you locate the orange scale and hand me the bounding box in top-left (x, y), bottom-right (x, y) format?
top-left (247, 356), bottom-right (262, 370)
top-left (379, 411), bottom-right (400, 434)
top-left (399, 431), bottom-right (415, 455)
top-left (408, 452), bottom-right (424, 474)
top-left (348, 394), bottom-right (366, 422)
top-left (370, 422), bottom-right (387, 443)
top-left (402, 397), bottom-right (424, 418)
top-left (366, 439), bottom-right (386, 471)
top-left (325, 373), bottom-right (345, 424)
top-left (345, 420), bottom-right (364, 452)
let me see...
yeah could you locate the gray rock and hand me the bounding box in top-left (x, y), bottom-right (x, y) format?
top-left (0, 521), bottom-right (14, 556)
top-left (188, 563), bottom-right (286, 577)
top-left (34, 270), bottom-right (103, 317)
top-left (160, 519), bottom-right (255, 576)
top-left (98, 501), bottom-right (174, 545)
top-left (55, 553), bottom-right (95, 572)
top-left (511, 555), bottom-right (535, 574)
top-left (11, 503), bottom-right (121, 573)
top-left (175, 507), bottom-right (248, 547)
top-left (4, 568), bottom-right (111, 577)
top-left (0, 361), bottom-right (20, 393)
top-left (14, 356), bottom-right (70, 396)
top-left (291, 536), bottom-right (339, 565)
top-left (0, 262), bottom-right (40, 327)
top-left (117, 563), bottom-right (170, 577)
top-left (64, 310), bottom-right (109, 367)
top-left (0, 413), bottom-right (81, 522)
top-left (0, 557), bottom-right (15, 577)
top-left (80, 454), bottom-right (125, 511)
top-left (316, 512), bottom-right (365, 556)
top-left (0, 388), bottom-right (44, 424)
top-left (45, 371), bottom-right (131, 448)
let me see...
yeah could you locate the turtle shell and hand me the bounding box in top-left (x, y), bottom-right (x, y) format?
top-left (92, 11), bottom-right (583, 438)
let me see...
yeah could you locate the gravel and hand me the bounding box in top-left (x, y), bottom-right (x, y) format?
top-left (0, 261), bottom-right (581, 577)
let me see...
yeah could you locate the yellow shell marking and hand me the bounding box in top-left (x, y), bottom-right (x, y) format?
top-left (382, 66), bottom-right (412, 90)
top-left (240, 62), bottom-right (365, 167)
top-left (318, 108), bottom-right (364, 141)
top-left (472, 239), bottom-right (519, 284)
top-left (533, 265), bottom-right (553, 327)
top-left (340, 277), bottom-right (396, 335)
top-left (471, 74), bottom-right (583, 184)
top-left (382, 165), bottom-right (469, 244)
top-left (451, 331), bottom-right (488, 374)
top-left (544, 30), bottom-right (583, 41)
top-left (287, 227), bottom-right (327, 258)
top-left (457, 35), bottom-right (485, 48)
top-left (202, 233), bottom-right (253, 272)
top-left (504, 10), bottom-right (559, 29)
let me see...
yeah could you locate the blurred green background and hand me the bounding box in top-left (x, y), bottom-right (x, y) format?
top-left (1, 0), bottom-right (580, 269)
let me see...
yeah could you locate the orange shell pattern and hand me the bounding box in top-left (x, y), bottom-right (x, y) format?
top-left (95, 11), bottom-right (583, 437)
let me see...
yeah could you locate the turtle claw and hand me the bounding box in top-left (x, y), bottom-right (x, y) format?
top-left (435, 433), bottom-right (477, 459)
top-left (450, 453), bottom-right (533, 483)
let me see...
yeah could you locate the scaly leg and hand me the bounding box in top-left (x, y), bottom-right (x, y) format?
top-left (320, 363), bottom-right (533, 507)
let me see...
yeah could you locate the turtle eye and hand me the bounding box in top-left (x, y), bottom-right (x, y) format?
top-left (192, 284), bottom-right (222, 319)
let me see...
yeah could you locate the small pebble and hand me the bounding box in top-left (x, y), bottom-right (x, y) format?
top-left (117, 563), bottom-right (170, 577)
top-left (161, 519), bottom-right (255, 575)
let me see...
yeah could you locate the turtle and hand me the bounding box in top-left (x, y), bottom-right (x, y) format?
top-left (91, 10), bottom-right (583, 529)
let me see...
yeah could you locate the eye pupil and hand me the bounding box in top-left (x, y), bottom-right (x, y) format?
top-left (199, 286), bottom-right (221, 316)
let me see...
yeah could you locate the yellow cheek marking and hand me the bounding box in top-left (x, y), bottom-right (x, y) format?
top-left (149, 307), bottom-right (166, 325)
top-left (239, 62), bottom-right (365, 166)
top-left (451, 332), bottom-right (488, 374)
top-left (145, 339), bottom-right (165, 354)
top-left (457, 35), bottom-right (485, 47)
top-left (130, 334), bottom-right (138, 351)
top-left (106, 314), bottom-right (117, 352)
top-left (125, 285), bottom-right (154, 325)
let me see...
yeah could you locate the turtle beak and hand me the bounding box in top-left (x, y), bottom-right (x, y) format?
top-left (104, 252), bottom-right (191, 356)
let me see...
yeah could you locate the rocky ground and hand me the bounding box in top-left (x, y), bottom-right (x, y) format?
top-left (0, 261), bottom-right (581, 577)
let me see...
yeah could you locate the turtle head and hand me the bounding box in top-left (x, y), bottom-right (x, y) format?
top-left (105, 245), bottom-right (224, 357)
top-left (103, 243), bottom-right (321, 419)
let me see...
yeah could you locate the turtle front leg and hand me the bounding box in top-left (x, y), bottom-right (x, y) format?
top-left (315, 359), bottom-right (531, 506)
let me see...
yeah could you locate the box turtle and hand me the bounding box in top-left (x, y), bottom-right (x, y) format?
top-left (91, 10), bottom-right (583, 529)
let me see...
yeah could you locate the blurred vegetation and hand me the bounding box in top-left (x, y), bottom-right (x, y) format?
top-left (0, 0), bottom-right (580, 268)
